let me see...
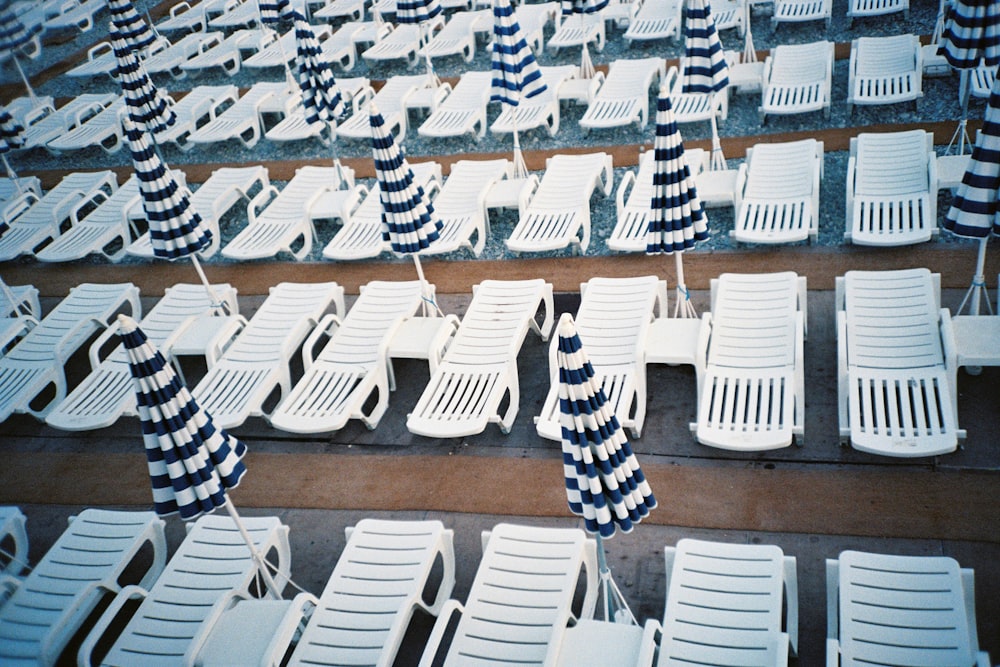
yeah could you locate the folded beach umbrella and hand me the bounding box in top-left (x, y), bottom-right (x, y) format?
top-left (944, 73), bottom-right (1000, 315)
top-left (491, 0), bottom-right (547, 179)
top-left (940, 0), bottom-right (1000, 71)
top-left (0, 0), bottom-right (36, 99)
top-left (0, 103), bottom-right (24, 182)
top-left (111, 23), bottom-right (176, 136)
top-left (557, 313), bottom-right (655, 622)
top-left (117, 314), bottom-right (281, 597)
top-left (646, 88), bottom-right (708, 318)
top-left (682, 0), bottom-right (729, 95)
top-left (370, 102), bottom-right (442, 314)
top-left (259, 0), bottom-right (295, 24)
top-left (396, 0), bottom-right (441, 80)
top-left (108, 0), bottom-right (156, 53)
top-left (293, 11), bottom-right (344, 142)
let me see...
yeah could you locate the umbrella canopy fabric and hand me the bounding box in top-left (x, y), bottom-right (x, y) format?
top-left (123, 115), bottom-right (212, 259)
top-left (108, 0), bottom-right (156, 53)
top-left (0, 0), bottom-right (33, 55)
top-left (558, 315), bottom-right (656, 539)
top-left (939, 0), bottom-right (1000, 69)
top-left (259, 0), bottom-right (295, 24)
top-left (370, 104), bottom-right (442, 253)
top-left (0, 103), bottom-right (24, 154)
top-left (490, 0), bottom-right (546, 107)
top-left (293, 11), bottom-right (344, 127)
top-left (118, 314), bottom-right (247, 520)
top-left (111, 24), bottom-right (176, 136)
top-left (560, 0), bottom-right (608, 16)
top-left (646, 91), bottom-right (708, 254)
top-left (945, 73), bottom-right (1000, 238)
top-left (396, 0), bottom-right (442, 24)
top-left (682, 0), bottom-right (730, 94)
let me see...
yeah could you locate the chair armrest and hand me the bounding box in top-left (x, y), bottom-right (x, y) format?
top-left (76, 584), bottom-right (149, 667)
top-left (615, 169), bottom-right (636, 219)
top-left (636, 619), bottom-right (662, 667)
top-left (86, 316), bottom-right (123, 370)
top-left (825, 558), bottom-right (839, 640)
top-left (53, 316), bottom-right (109, 362)
top-left (961, 568), bottom-right (983, 661)
top-left (302, 312), bottom-right (342, 369)
top-left (416, 598), bottom-right (465, 667)
top-left (86, 41), bottom-right (112, 60)
top-left (836, 313), bottom-right (849, 440)
top-left (783, 555), bottom-right (799, 656)
top-left (246, 184), bottom-right (279, 225)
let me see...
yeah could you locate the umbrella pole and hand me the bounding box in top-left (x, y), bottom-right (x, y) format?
top-left (1, 154), bottom-right (16, 180)
top-left (595, 534), bottom-right (637, 625)
top-left (673, 252), bottom-right (697, 318)
top-left (10, 56), bottom-right (35, 101)
top-left (512, 119), bottom-right (528, 180)
top-left (189, 255), bottom-right (229, 315)
top-left (223, 501), bottom-right (283, 599)
top-left (411, 254), bottom-right (443, 317)
top-left (709, 114), bottom-right (725, 171)
top-left (956, 236), bottom-right (993, 317)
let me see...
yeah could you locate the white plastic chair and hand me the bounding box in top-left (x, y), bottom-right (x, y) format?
top-left (180, 28), bottom-right (276, 77)
top-left (772, 0), bottom-right (831, 28)
top-left (639, 539), bottom-right (798, 666)
top-left (222, 164), bottom-right (355, 261)
top-left (847, 0), bottom-right (908, 24)
top-left (0, 170), bottom-right (119, 262)
top-left (207, 0), bottom-right (261, 28)
top-left (662, 57), bottom-right (731, 127)
top-left (127, 165), bottom-right (271, 258)
top-left (548, 11), bottom-right (605, 53)
top-left (837, 268), bottom-right (964, 457)
top-left (79, 514), bottom-right (292, 667)
top-left (265, 76), bottom-right (370, 143)
top-left (691, 272), bottom-right (807, 451)
top-left (847, 34), bottom-right (922, 115)
top-left (515, 1), bottom-right (558, 54)
top-left (0, 509), bottom-right (166, 667)
top-left (759, 40), bottom-right (834, 123)
top-left (417, 523), bottom-right (598, 667)
top-left (407, 279), bottom-right (553, 438)
top-left (827, 551), bottom-right (991, 666)
top-left (579, 57), bottom-right (665, 132)
top-left (422, 8), bottom-right (491, 63)
top-left (623, 0), bottom-right (682, 43)
top-left (270, 280), bottom-right (433, 433)
top-left (845, 130), bottom-right (936, 247)
top-left (490, 65), bottom-right (578, 138)
top-left (142, 32), bottom-right (226, 79)
top-left (150, 84), bottom-right (242, 151)
top-left (535, 276), bottom-right (667, 441)
top-left (43, 283), bottom-right (238, 432)
top-left (191, 282), bottom-right (345, 429)
top-left (44, 0), bottom-right (108, 32)
top-left (421, 158), bottom-right (512, 257)
top-left (418, 70), bottom-right (495, 140)
top-left (505, 152), bottom-right (613, 255)
top-left (187, 81), bottom-right (300, 149)
top-left (732, 138), bottom-right (823, 244)
top-left (44, 97), bottom-right (126, 154)
top-left (362, 17), bottom-right (444, 69)
top-left (337, 74), bottom-right (442, 141)
top-left (20, 93), bottom-right (117, 149)
top-left (156, 0), bottom-right (210, 32)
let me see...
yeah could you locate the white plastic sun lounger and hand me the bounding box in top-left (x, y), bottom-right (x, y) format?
top-left (362, 17), bottom-right (444, 69)
top-left (187, 81), bottom-right (300, 149)
top-left (44, 97), bottom-right (126, 154)
top-left (845, 129), bottom-right (936, 247)
top-left (128, 165), bottom-right (271, 258)
top-left (847, 34), bottom-right (922, 115)
top-left (418, 523), bottom-right (598, 667)
top-left (607, 149), bottom-right (707, 252)
top-left (155, 0), bottom-right (209, 32)
top-left (0, 283), bottom-right (39, 357)
top-left (505, 152), bottom-right (613, 255)
top-left (663, 56), bottom-right (731, 126)
top-left (712, 0), bottom-right (746, 33)
top-left (772, 0), bottom-right (831, 28)
top-left (43, 283), bottom-right (238, 432)
top-left (759, 40), bottom-right (834, 123)
top-left (536, 276), bottom-right (666, 441)
top-left (732, 138), bottom-right (823, 244)
top-left (0, 283), bottom-right (141, 422)
top-left (148, 84), bottom-right (242, 151)
top-left (490, 65), bottom-right (577, 138)
top-left (623, 0), bottom-right (682, 43)
top-left (639, 539), bottom-right (798, 666)
top-left (418, 70), bottom-right (494, 140)
top-left (406, 279), bottom-right (553, 438)
top-left (207, 0), bottom-right (261, 28)
top-left (191, 282), bottom-right (345, 429)
top-left (0, 506), bottom-right (28, 576)
top-left (515, 1), bottom-right (558, 54)
top-left (265, 76), bottom-right (370, 143)
top-left (692, 272), bottom-right (807, 451)
top-left (21, 93), bottom-right (117, 150)
top-left (548, 11), bottom-right (605, 53)
top-left (0, 509), bottom-right (166, 667)
top-left (65, 37), bottom-right (167, 79)
top-left (421, 158), bottom-right (512, 257)
top-left (270, 280), bottom-right (432, 433)
top-left (244, 25), bottom-right (334, 69)
top-left (44, 0), bottom-right (107, 32)
top-left (336, 74), bottom-right (440, 141)
top-left (34, 174), bottom-right (145, 263)
top-left (192, 519), bottom-right (456, 667)
top-left (314, 0), bottom-right (366, 21)
top-left (322, 161), bottom-right (443, 260)
top-left (0, 170), bottom-right (119, 262)
top-left (422, 8), bottom-right (491, 63)
top-left (827, 551), bottom-right (991, 667)
top-left (142, 32), bottom-right (226, 79)
top-left (837, 268), bottom-right (963, 457)
top-left (847, 0), bottom-right (908, 23)
top-left (579, 57), bottom-right (665, 131)
top-left (180, 28), bottom-right (276, 77)
top-left (80, 514), bottom-right (292, 667)
top-left (222, 164), bottom-right (355, 261)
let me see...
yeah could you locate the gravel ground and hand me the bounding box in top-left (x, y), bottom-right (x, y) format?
top-left (1, 0), bottom-right (984, 267)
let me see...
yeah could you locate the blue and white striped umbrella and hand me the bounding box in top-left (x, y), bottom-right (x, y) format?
top-left (491, 0), bottom-right (546, 178)
top-left (108, 0), bottom-right (156, 53)
top-left (117, 314), bottom-right (247, 520)
top-left (370, 103), bottom-right (442, 254)
top-left (293, 11), bottom-right (344, 129)
top-left (123, 115), bottom-right (212, 259)
top-left (558, 314), bottom-right (656, 539)
top-left (0, 0), bottom-right (36, 97)
top-left (111, 23), bottom-right (176, 136)
top-left (945, 73), bottom-right (1000, 238)
top-left (939, 0), bottom-right (1000, 70)
top-left (0, 103), bottom-right (24, 184)
top-left (259, 0), bottom-right (295, 24)
top-left (682, 0), bottom-right (729, 94)
top-left (560, 0), bottom-right (608, 16)
top-left (396, 0), bottom-right (441, 25)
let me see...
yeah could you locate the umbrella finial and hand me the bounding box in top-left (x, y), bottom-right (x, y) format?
top-left (116, 313), bottom-right (138, 330)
